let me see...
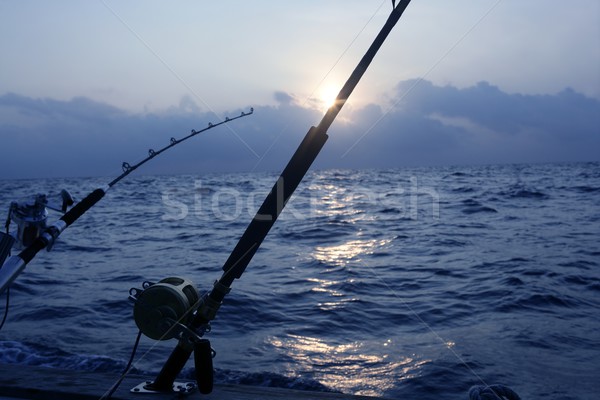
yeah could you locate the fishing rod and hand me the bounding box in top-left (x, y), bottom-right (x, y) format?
top-left (128, 0), bottom-right (413, 395)
top-left (0, 108), bottom-right (253, 295)
top-left (109, 109), bottom-right (253, 187)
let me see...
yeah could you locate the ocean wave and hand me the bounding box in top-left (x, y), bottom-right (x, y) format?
top-left (499, 186), bottom-right (549, 200)
top-left (496, 293), bottom-right (578, 313)
top-left (0, 340), bottom-right (332, 393)
top-left (0, 341), bottom-right (131, 373)
top-left (2, 162), bottom-right (599, 399)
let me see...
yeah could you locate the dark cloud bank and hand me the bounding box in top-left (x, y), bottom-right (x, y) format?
top-left (0, 79), bottom-right (598, 179)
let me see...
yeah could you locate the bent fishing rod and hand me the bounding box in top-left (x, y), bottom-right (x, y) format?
top-left (0, 108), bottom-right (253, 295)
top-left (131, 1), bottom-right (413, 395)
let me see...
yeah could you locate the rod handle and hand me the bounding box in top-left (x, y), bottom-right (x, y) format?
top-left (194, 339), bottom-right (214, 394)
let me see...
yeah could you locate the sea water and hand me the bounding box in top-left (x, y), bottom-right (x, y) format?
top-left (0, 162), bottom-right (599, 399)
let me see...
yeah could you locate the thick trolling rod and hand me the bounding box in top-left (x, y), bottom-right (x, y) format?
top-left (148, 0), bottom-right (413, 393)
top-left (0, 109), bottom-right (253, 294)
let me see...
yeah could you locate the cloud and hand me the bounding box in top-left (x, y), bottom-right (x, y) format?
top-left (393, 80), bottom-right (600, 139)
top-left (330, 79), bottom-right (600, 167)
top-left (0, 91), bottom-right (321, 179)
top-left (1, 80), bottom-right (598, 179)
top-left (273, 91), bottom-right (295, 106)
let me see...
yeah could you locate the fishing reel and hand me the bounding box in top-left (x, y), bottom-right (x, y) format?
top-left (129, 277), bottom-right (202, 341)
top-left (5, 190), bottom-right (74, 249)
top-left (129, 277), bottom-right (215, 394)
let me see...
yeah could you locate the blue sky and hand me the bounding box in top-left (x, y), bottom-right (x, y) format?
top-left (1, 1), bottom-right (599, 179)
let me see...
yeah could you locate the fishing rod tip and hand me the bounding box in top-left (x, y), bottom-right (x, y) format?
top-left (241, 107), bottom-right (254, 116)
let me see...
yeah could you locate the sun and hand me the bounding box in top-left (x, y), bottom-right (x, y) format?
top-left (319, 86), bottom-right (339, 110)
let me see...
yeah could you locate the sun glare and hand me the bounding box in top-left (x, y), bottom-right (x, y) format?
top-left (320, 86), bottom-right (339, 110)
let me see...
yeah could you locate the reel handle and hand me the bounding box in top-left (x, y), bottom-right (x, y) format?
top-left (193, 339), bottom-right (214, 394)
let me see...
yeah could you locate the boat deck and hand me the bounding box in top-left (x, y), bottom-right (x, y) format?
top-left (0, 364), bottom-right (386, 400)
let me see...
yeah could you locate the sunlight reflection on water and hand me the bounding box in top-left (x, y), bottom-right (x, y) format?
top-left (268, 334), bottom-right (428, 396)
top-left (313, 239), bottom-right (392, 267)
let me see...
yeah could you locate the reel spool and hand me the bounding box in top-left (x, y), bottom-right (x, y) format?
top-left (130, 277), bottom-right (200, 341)
top-left (8, 194), bottom-right (48, 248)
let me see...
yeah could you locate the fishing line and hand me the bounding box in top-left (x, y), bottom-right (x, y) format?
top-left (359, 262), bottom-right (493, 390)
top-left (100, 0), bottom-right (260, 159)
top-left (328, 0), bottom-right (508, 389)
top-left (100, 329), bottom-right (142, 399)
top-left (340, 0), bottom-right (506, 382)
top-left (341, 0), bottom-right (505, 159)
top-left (251, 0), bottom-right (390, 173)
